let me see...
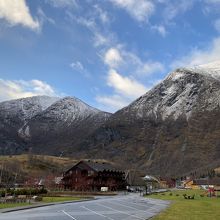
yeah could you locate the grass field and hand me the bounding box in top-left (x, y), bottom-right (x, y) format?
top-left (148, 189), bottom-right (220, 220)
top-left (0, 196), bottom-right (86, 209)
top-left (0, 202), bottom-right (29, 209)
top-left (42, 196), bottom-right (85, 203)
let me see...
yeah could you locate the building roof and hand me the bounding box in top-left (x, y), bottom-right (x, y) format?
top-left (193, 177), bottom-right (220, 186)
top-left (84, 160), bottom-right (121, 172)
top-left (65, 160), bottom-right (123, 173)
top-left (143, 175), bottom-right (160, 183)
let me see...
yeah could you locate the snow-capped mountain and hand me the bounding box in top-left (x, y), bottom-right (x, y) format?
top-left (122, 66), bottom-right (220, 120)
top-left (1, 61), bottom-right (220, 176)
top-left (0, 96), bottom-right (60, 123)
top-left (78, 61), bottom-right (220, 176)
top-left (0, 96), bottom-right (60, 154)
top-left (0, 96), bottom-right (111, 155)
top-left (192, 60), bottom-right (220, 80)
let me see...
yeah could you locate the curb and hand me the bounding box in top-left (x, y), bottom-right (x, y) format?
top-left (0, 198), bottom-right (95, 213)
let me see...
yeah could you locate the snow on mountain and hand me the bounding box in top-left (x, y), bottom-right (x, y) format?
top-left (0, 95), bottom-right (112, 154)
top-left (18, 96), bottom-right (112, 143)
top-left (190, 60), bottom-right (220, 80)
top-left (0, 95), bottom-right (60, 122)
top-left (80, 61), bottom-right (220, 176)
top-left (38, 96), bottom-right (101, 123)
top-left (121, 63), bottom-right (220, 121)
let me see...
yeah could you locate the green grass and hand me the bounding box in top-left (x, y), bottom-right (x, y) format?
top-left (148, 189), bottom-right (220, 220)
top-left (0, 196), bottom-right (86, 209)
top-left (0, 203), bottom-right (29, 209)
top-left (42, 196), bottom-right (85, 203)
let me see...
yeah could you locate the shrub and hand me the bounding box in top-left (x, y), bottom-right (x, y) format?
top-left (0, 188), bottom-right (47, 197)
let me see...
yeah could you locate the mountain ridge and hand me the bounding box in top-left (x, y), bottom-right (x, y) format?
top-left (1, 61), bottom-right (220, 176)
top-left (75, 61), bottom-right (220, 176)
top-left (0, 95), bottom-right (112, 155)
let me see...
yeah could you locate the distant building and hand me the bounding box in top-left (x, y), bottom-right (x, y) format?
top-left (183, 179), bottom-right (200, 189)
top-left (62, 160), bottom-right (126, 191)
top-left (193, 177), bottom-right (220, 190)
top-left (159, 177), bottom-right (176, 188)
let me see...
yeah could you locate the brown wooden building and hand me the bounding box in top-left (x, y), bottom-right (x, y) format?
top-left (62, 160), bottom-right (126, 191)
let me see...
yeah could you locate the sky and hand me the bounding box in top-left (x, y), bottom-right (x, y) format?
top-left (0, 0), bottom-right (220, 112)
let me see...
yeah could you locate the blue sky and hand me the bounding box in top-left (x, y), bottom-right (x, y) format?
top-left (0, 0), bottom-right (220, 112)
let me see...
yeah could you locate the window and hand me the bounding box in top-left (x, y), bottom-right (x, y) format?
top-left (88, 170), bottom-right (94, 176)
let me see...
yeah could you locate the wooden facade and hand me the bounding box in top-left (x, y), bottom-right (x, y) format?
top-left (62, 161), bottom-right (126, 191)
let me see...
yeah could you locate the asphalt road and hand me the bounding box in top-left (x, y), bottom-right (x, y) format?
top-left (0, 194), bottom-right (170, 220)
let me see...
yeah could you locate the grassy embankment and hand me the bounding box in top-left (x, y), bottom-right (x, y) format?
top-left (0, 196), bottom-right (86, 209)
top-left (148, 189), bottom-right (220, 220)
top-left (42, 196), bottom-right (84, 203)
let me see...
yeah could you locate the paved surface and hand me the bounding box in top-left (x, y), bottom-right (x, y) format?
top-left (0, 194), bottom-right (170, 220)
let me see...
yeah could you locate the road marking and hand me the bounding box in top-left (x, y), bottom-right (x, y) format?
top-left (62, 210), bottom-right (77, 220)
top-left (98, 203), bottom-right (145, 220)
top-left (127, 200), bottom-right (166, 209)
top-left (106, 201), bottom-right (153, 213)
top-left (123, 200), bottom-right (167, 213)
top-left (81, 206), bottom-right (115, 220)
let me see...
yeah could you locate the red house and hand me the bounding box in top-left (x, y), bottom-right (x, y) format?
top-left (62, 160), bottom-right (126, 191)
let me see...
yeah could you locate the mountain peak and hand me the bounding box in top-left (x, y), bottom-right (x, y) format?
top-left (50, 96), bottom-right (101, 116)
top-left (121, 65), bottom-right (220, 121)
top-left (167, 60), bottom-right (220, 82)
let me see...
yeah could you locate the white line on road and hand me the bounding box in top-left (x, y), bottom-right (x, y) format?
top-left (98, 203), bottom-right (146, 220)
top-left (125, 200), bottom-right (167, 211)
top-left (62, 210), bottom-right (77, 220)
top-left (106, 201), bottom-right (154, 213)
top-left (81, 206), bottom-right (115, 220)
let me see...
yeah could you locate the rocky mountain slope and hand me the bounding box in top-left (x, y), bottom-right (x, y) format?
top-left (78, 61), bottom-right (220, 176)
top-left (0, 96), bottom-right (111, 155)
top-left (1, 61), bottom-right (220, 176)
top-left (0, 96), bottom-right (60, 154)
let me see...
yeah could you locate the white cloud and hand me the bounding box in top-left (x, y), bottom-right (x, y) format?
top-left (70, 61), bottom-right (91, 78)
top-left (93, 32), bottom-right (110, 47)
top-left (0, 0), bottom-right (40, 30)
top-left (75, 16), bottom-right (96, 30)
top-left (151, 25), bottom-right (167, 37)
top-left (138, 61), bottom-right (164, 76)
top-left (96, 94), bottom-right (129, 112)
top-left (70, 61), bottom-right (84, 71)
top-left (96, 69), bottom-right (148, 112)
top-left (104, 48), bottom-right (123, 68)
top-left (107, 69), bottom-right (147, 98)
top-left (97, 46), bottom-right (164, 111)
top-left (162, 0), bottom-right (194, 22)
top-left (125, 51), bottom-right (164, 76)
top-left (171, 37), bottom-right (220, 68)
top-left (46, 0), bottom-right (77, 8)
top-left (74, 13), bottom-right (115, 48)
top-left (0, 79), bottom-right (59, 102)
top-left (214, 19), bottom-right (220, 32)
top-left (94, 5), bottom-right (110, 24)
top-left (109, 0), bottom-right (155, 22)
top-left (104, 46), bottom-right (164, 76)
top-left (37, 8), bottom-right (55, 26)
